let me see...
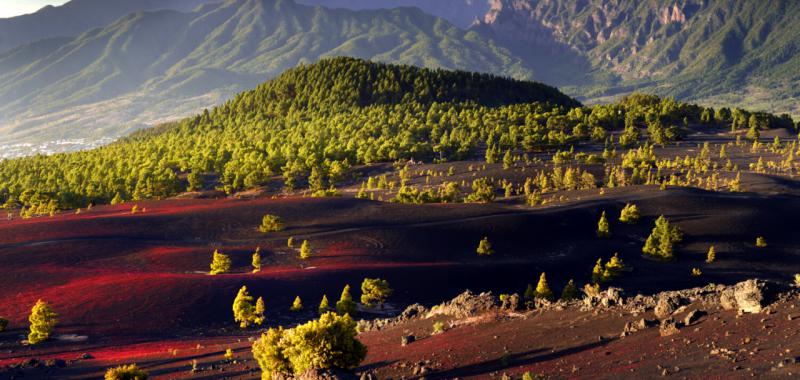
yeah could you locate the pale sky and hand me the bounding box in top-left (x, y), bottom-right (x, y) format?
top-left (0, 0), bottom-right (70, 18)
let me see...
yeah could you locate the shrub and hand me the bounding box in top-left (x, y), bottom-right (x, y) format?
top-left (618, 203), bottom-right (640, 224)
top-left (290, 296), bottom-right (303, 311)
top-left (560, 279), bottom-right (579, 301)
top-left (299, 240), bottom-right (312, 260)
top-left (465, 178), bottom-right (495, 203)
top-left (210, 250), bottom-right (232, 275)
top-left (0, 317), bottom-right (8, 332)
top-left (105, 364), bottom-right (149, 380)
top-left (476, 237), bottom-right (494, 256)
top-left (318, 295), bottom-right (330, 314)
top-left (232, 286), bottom-right (264, 328)
top-left (794, 274), bottom-right (800, 287)
top-left (642, 216), bottom-right (682, 260)
top-left (432, 321), bottom-right (445, 334)
top-left (252, 313), bottom-right (367, 379)
top-left (597, 211), bottom-right (610, 238)
top-left (360, 278), bottom-right (392, 308)
top-left (756, 236), bottom-right (767, 248)
top-left (225, 348), bottom-right (234, 361)
top-left (336, 285), bottom-right (357, 316)
top-left (603, 253), bottom-right (625, 280)
top-left (28, 300), bottom-right (57, 344)
top-left (252, 247), bottom-right (262, 273)
top-left (287, 237), bottom-right (294, 248)
top-left (259, 214), bottom-right (284, 233)
top-left (534, 273), bottom-right (553, 301)
top-left (691, 268), bottom-right (702, 277)
top-left (706, 246), bottom-right (716, 263)
top-left (591, 258), bottom-right (604, 284)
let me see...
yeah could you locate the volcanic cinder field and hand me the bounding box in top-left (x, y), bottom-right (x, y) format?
top-left (1, 126), bottom-right (800, 379)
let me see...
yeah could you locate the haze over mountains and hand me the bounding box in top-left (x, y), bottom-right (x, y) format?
top-left (0, 0), bottom-right (798, 150)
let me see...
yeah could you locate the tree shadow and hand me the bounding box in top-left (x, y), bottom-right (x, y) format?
top-left (430, 339), bottom-right (612, 379)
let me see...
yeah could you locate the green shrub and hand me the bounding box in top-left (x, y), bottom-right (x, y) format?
top-left (252, 313), bottom-right (367, 379)
top-left (336, 285), bottom-right (357, 316)
top-left (209, 250), bottom-right (232, 275)
top-left (618, 203), bottom-right (640, 224)
top-left (596, 211), bottom-right (610, 238)
top-left (28, 300), bottom-right (57, 344)
top-left (642, 216), bottom-right (682, 260)
top-left (756, 236), bottom-right (767, 248)
top-left (432, 321), bottom-right (445, 334)
top-left (259, 215), bottom-right (284, 233)
top-left (360, 278), bottom-right (392, 307)
top-left (476, 237), bottom-right (494, 256)
top-left (105, 364), bottom-right (149, 380)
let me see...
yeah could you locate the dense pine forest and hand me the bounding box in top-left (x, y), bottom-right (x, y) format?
top-left (0, 57), bottom-right (795, 211)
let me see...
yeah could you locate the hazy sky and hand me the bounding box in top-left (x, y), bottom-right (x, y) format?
top-left (0, 0), bottom-right (70, 18)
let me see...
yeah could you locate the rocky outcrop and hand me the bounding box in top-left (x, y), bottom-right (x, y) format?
top-left (428, 290), bottom-right (498, 318)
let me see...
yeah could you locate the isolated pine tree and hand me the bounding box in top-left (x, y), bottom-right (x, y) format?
top-left (233, 286), bottom-right (256, 329)
top-left (534, 273), bottom-right (554, 301)
top-left (618, 203), bottom-right (640, 224)
top-left (560, 279), bottom-right (579, 301)
top-left (523, 283), bottom-right (536, 304)
top-left (287, 237), bottom-right (295, 248)
top-left (476, 237), bottom-right (494, 256)
top-left (360, 278), bottom-right (392, 308)
top-left (252, 247), bottom-right (262, 273)
top-left (503, 150), bottom-right (513, 169)
top-left (299, 240), bottom-right (313, 260)
top-left (336, 285), bottom-right (356, 316)
top-left (28, 300), bottom-right (57, 344)
top-left (591, 258), bottom-right (605, 284)
top-left (603, 253), bottom-right (625, 280)
top-left (210, 250), bottom-right (232, 275)
top-left (706, 246), bottom-right (716, 263)
top-left (318, 295), bottom-right (330, 315)
top-left (254, 297), bottom-right (265, 326)
top-left (291, 296), bottom-right (303, 311)
top-left (259, 214), bottom-right (284, 233)
top-left (597, 211), bottom-right (611, 238)
top-left (642, 216), bottom-right (682, 260)
top-left (756, 236), bottom-right (767, 248)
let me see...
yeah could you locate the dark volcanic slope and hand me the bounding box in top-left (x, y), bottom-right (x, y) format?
top-left (0, 183), bottom-right (798, 344)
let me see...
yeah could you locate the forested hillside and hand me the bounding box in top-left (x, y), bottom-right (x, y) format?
top-left (0, 0), bottom-right (529, 145)
top-left (3, 58), bottom-right (793, 214)
top-left (0, 58), bottom-right (578, 210)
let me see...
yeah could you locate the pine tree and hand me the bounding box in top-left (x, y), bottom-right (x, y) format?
top-left (299, 240), bottom-right (313, 260)
top-left (603, 253), bottom-right (625, 280)
top-left (233, 286), bottom-right (256, 329)
top-left (259, 214), bottom-right (284, 233)
top-left (28, 300), bottom-right (57, 344)
top-left (523, 283), bottom-right (535, 304)
top-left (252, 247), bottom-right (262, 273)
top-left (597, 211), bottom-right (611, 238)
top-left (560, 279), bottom-right (579, 301)
top-left (618, 203), bottom-right (640, 224)
top-left (210, 250), bottom-right (232, 275)
top-left (318, 295), bottom-right (330, 315)
top-left (291, 296), bottom-right (303, 311)
top-left (756, 236), bottom-right (767, 248)
top-left (642, 216), bottom-right (682, 260)
top-left (706, 246), bottom-right (716, 263)
top-left (503, 150), bottom-right (513, 169)
top-left (360, 278), bottom-right (392, 308)
top-left (476, 237), bottom-right (494, 256)
top-left (534, 273), bottom-right (554, 301)
top-left (254, 297), bottom-right (265, 325)
top-left (287, 237), bottom-right (294, 248)
top-left (591, 258), bottom-right (605, 284)
top-left (110, 193), bottom-right (123, 205)
top-left (336, 285), bottom-right (356, 316)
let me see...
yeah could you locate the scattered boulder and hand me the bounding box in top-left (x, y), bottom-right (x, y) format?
top-left (636, 318), bottom-right (658, 330)
top-left (401, 334), bottom-right (415, 346)
top-left (733, 280), bottom-right (767, 314)
top-left (428, 290), bottom-right (497, 318)
top-left (583, 287), bottom-right (624, 309)
top-left (684, 310), bottom-right (706, 326)
top-left (654, 295), bottom-right (680, 319)
top-left (659, 318), bottom-right (681, 337)
top-left (500, 293), bottom-right (521, 311)
top-left (719, 287), bottom-right (737, 310)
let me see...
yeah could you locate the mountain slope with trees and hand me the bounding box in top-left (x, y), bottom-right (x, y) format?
top-left (0, 0), bottom-right (531, 145)
top-left (0, 57), bottom-right (580, 210)
top-left (477, 0), bottom-right (800, 115)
